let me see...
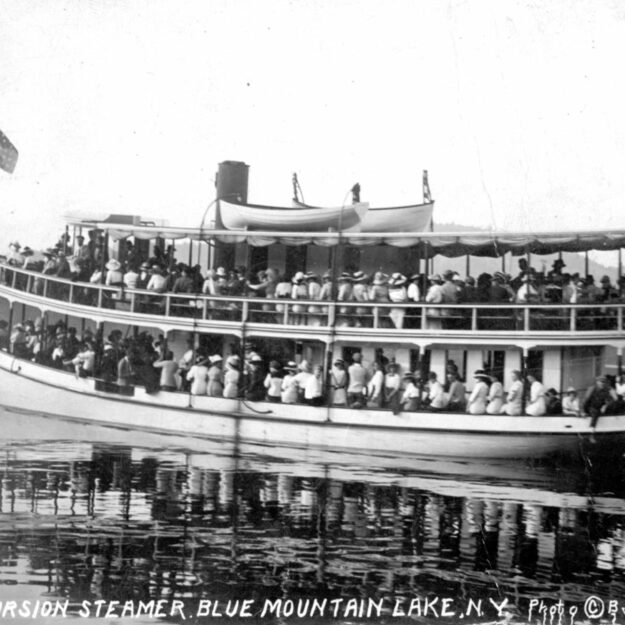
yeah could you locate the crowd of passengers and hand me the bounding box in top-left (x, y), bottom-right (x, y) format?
top-left (4, 239), bottom-right (625, 328)
top-left (0, 316), bottom-right (621, 423)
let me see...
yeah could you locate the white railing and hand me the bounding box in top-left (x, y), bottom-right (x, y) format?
top-left (1, 263), bottom-right (623, 334)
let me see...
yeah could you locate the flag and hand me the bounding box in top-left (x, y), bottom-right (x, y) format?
top-left (0, 129), bottom-right (18, 174)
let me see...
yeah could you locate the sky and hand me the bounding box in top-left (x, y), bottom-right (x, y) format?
top-left (1, 0), bottom-right (625, 251)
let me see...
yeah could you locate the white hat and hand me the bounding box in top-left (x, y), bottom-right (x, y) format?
top-left (106, 259), bottom-right (122, 271)
top-left (209, 354), bottom-right (223, 364)
top-left (389, 272), bottom-right (407, 287)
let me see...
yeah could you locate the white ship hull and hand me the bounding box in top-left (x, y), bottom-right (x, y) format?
top-left (1, 351), bottom-right (621, 460)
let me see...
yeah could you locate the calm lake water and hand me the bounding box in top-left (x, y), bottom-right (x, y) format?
top-left (0, 408), bottom-right (624, 624)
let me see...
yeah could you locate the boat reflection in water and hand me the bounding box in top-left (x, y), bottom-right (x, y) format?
top-left (1, 409), bottom-right (625, 624)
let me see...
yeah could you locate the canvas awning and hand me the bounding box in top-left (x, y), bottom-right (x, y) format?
top-left (64, 219), bottom-right (625, 258)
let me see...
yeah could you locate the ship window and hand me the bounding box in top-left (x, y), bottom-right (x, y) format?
top-left (341, 346), bottom-right (362, 365)
top-left (526, 349), bottom-right (544, 379)
top-left (483, 350), bottom-right (505, 380)
top-left (285, 245), bottom-right (307, 278)
top-left (446, 348), bottom-right (466, 381)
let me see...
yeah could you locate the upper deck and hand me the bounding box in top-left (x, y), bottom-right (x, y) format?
top-left (2, 261), bottom-right (625, 351)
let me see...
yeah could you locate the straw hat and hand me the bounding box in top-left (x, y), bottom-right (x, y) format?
top-left (249, 354), bottom-right (263, 363)
top-left (372, 271), bottom-right (387, 286)
top-left (473, 369), bottom-right (490, 380)
top-left (209, 354), bottom-right (223, 364)
top-left (428, 274), bottom-right (442, 283)
top-left (226, 354), bottom-right (240, 368)
top-left (106, 259), bottom-right (122, 271)
top-left (216, 266), bottom-right (227, 278)
top-left (389, 272), bottom-right (407, 287)
top-left (292, 271), bottom-right (305, 283)
top-left (338, 272), bottom-right (353, 282)
top-left (284, 360), bottom-right (298, 371)
top-left (352, 270), bottom-right (368, 283)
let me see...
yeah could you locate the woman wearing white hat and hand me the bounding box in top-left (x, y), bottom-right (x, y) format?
top-left (187, 355), bottom-right (209, 396)
top-left (281, 361), bottom-right (299, 404)
top-left (351, 271), bottom-right (370, 327)
top-left (336, 273), bottom-right (353, 327)
top-left (425, 275), bottom-right (444, 329)
top-left (500, 370), bottom-right (523, 416)
top-left (264, 360), bottom-right (284, 402)
top-left (105, 258), bottom-right (124, 287)
top-left (467, 370), bottom-right (489, 415)
top-left (290, 272), bottom-right (308, 324)
top-left (305, 273), bottom-right (323, 326)
top-left (562, 387), bottom-right (580, 416)
top-left (206, 355), bottom-right (224, 397)
top-left (388, 273), bottom-right (408, 329)
top-left (329, 358), bottom-right (348, 406)
top-left (485, 373), bottom-right (504, 414)
top-left (525, 373), bottom-right (547, 416)
top-left (223, 355), bottom-right (241, 398)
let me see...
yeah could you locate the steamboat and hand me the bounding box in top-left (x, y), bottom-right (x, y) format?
top-left (1, 160), bottom-right (625, 460)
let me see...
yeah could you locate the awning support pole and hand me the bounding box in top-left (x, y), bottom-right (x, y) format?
top-left (520, 347), bottom-right (528, 415)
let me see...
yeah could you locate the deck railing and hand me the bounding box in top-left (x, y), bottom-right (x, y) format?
top-left (1, 263), bottom-right (623, 334)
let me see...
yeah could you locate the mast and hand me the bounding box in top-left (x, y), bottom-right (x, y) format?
top-left (292, 173), bottom-right (304, 203)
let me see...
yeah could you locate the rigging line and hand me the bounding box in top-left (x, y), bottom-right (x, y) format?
top-left (187, 197), bottom-right (219, 409)
top-left (325, 190), bottom-right (354, 424)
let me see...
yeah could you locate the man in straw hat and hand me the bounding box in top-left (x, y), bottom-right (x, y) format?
top-left (562, 386), bottom-right (580, 417)
top-left (583, 376), bottom-right (616, 429)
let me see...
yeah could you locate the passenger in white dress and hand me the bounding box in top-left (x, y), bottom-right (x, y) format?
top-left (525, 374), bottom-right (547, 416)
top-left (186, 356), bottom-right (209, 395)
top-left (329, 358), bottom-right (348, 406)
top-left (501, 369), bottom-right (523, 416)
top-left (223, 355), bottom-right (240, 399)
top-left (367, 361), bottom-right (385, 408)
top-left (486, 373), bottom-right (504, 414)
top-left (467, 370), bottom-right (489, 415)
top-left (388, 273), bottom-right (408, 329)
top-left (426, 371), bottom-right (448, 410)
top-left (281, 361), bottom-right (299, 404)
